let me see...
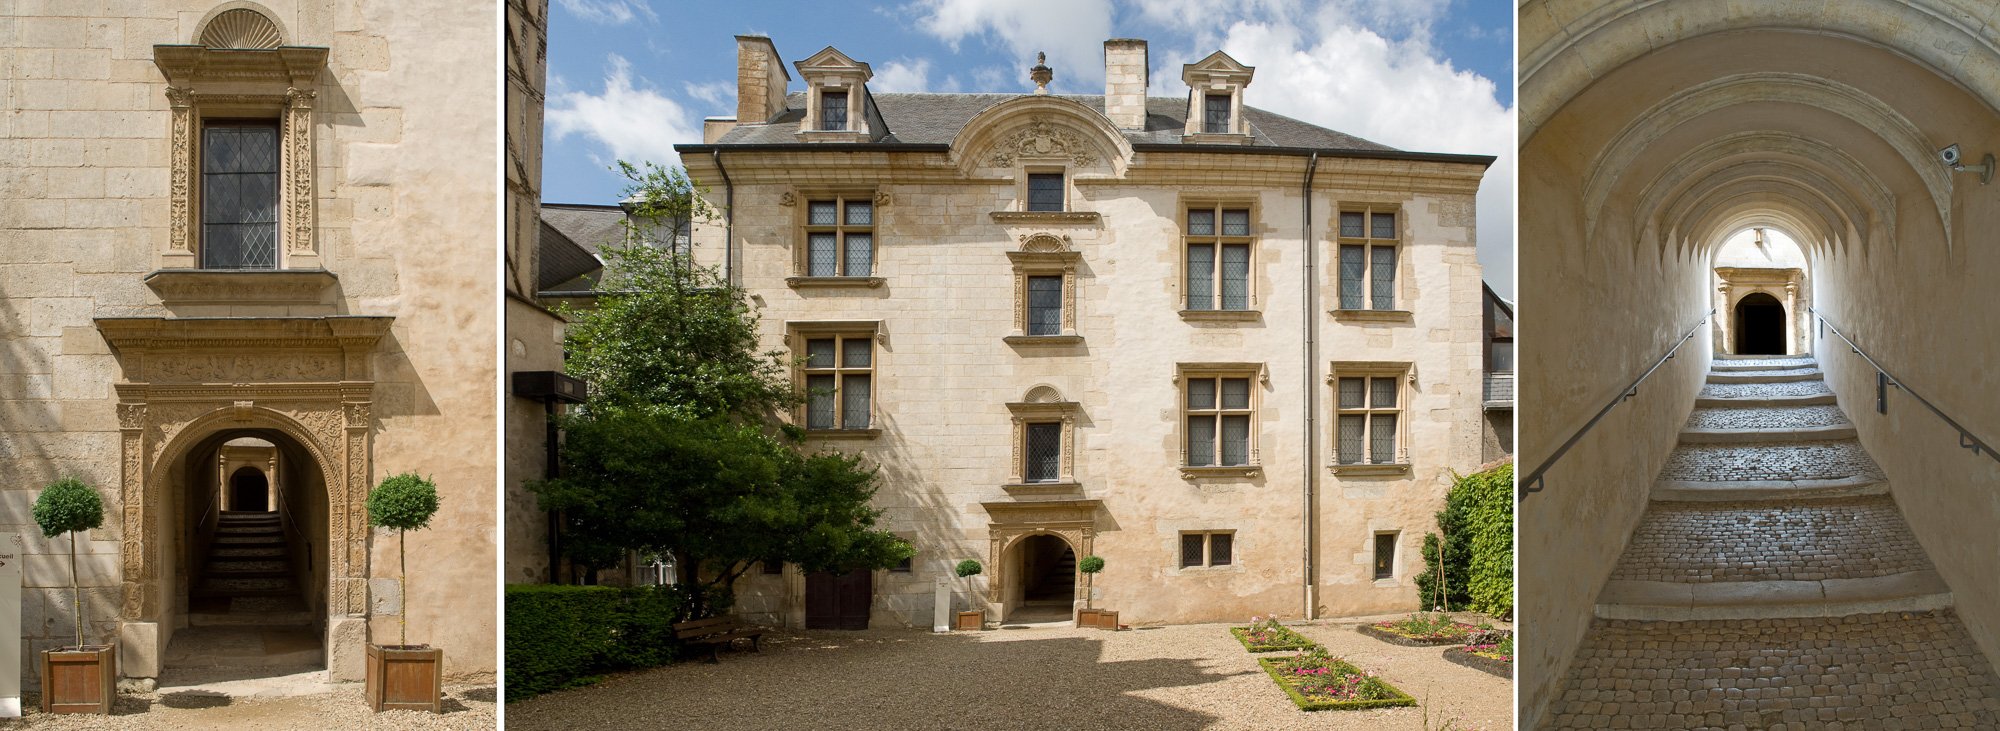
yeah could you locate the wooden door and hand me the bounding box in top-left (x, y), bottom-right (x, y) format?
top-left (805, 570), bottom-right (871, 630)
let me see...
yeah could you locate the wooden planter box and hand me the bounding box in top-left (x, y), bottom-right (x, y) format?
top-left (954, 611), bottom-right (983, 631)
top-left (41, 645), bottom-right (115, 715)
top-left (1095, 610), bottom-right (1119, 630)
top-left (1076, 608), bottom-right (1099, 627)
top-left (365, 644), bottom-right (442, 713)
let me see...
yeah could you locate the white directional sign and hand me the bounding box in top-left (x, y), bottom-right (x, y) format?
top-left (0, 534), bottom-right (21, 717)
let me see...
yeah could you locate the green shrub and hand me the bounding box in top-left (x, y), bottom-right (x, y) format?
top-left (955, 559), bottom-right (982, 578)
top-left (32, 476), bottom-right (102, 538)
top-left (1414, 460), bottom-right (1513, 615)
top-left (1077, 555), bottom-right (1104, 574)
top-left (366, 472), bottom-right (440, 531)
top-left (504, 583), bottom-right (697, 702)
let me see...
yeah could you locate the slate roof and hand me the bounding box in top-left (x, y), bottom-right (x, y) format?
top-left (708, 92), bottom-right (1399, 152)
top-left (538, 203), bottom-right (623, 292)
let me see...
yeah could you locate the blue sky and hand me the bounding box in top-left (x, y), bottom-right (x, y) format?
top-left (541, 0), bottom-right (1515, 295)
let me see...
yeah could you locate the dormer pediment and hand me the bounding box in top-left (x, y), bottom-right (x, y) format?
top-left (1181, 50), bottom-right (1254, 87)
top-left (1181, 50), bottom-right (1254, 141)
top-left (794, 46), bottom-right (873, 82)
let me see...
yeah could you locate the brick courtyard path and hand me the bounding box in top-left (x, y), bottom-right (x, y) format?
top-left (1547, 355), bottom-right (2000, 729)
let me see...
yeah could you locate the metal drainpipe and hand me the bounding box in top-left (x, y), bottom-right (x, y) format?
top-left (1300, 152), bottom-right (1319, 620)
top-left (713, 149), bottom-right (734, 284)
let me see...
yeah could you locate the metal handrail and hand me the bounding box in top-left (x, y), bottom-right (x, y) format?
top-left (1519, 308), bottom-right (1715, 499)
top-left (1810, 307), bottom-right (2000, 464)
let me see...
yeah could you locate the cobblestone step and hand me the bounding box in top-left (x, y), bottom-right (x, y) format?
top-left (1711, 358), bottom-right (1818, 371)
top-left (1609, 497), bottom-right (1933, 584)
top-left (1657, 440), bottom-right (1885, 483)
top-left (1652, 475), bottom-right (1889, 502)
top-left (1596, 571), bottom-right (1952, 620)
top-left (1546, 611), bottom-right (2000, 730)
top-left (1685, 404), bottom-right (1851, 431)
top-left (1680, 424), bottom-right (1856, 444)
top-left (1698, 380), bottom-right (1834, 401)
top-left (1706, 368), bottom-right (1823, 384)
top-left (1714, 354), bottom-right (1817, 364)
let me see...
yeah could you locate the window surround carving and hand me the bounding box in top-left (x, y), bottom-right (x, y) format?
top-left (793, 46), bottom-right (872, 143)
top-left (785, 320), bottom-right (884, 439)
top-left (1180, 51), bottom-right (1255, 144)
top-left (153, 10), bottom-right (326, 272)
top-left (1004, 233), bottom-right (1082, 346)
top-left (1178, 199), bottom-right (1262, 321)
top-left (1174, 362), bottom-right (1267, 478)
top-left (786, 189), bottom-right (885, 288)
top-left (1331, 203), bottom-right (1408, 318)
top-left (1004, 386), bottom-right (1081, 490)
top-left (1326, 361), bottom-right (1413, 475)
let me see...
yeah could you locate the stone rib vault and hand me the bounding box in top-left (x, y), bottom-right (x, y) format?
top-left (1547, 355), bottom-right (2000, 729)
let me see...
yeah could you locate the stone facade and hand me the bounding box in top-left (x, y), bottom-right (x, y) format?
top-left (1, 1), bottom-right (497, 683)
top-left (655, 37), bottom-right (1494, 629)
top-left (503, 0), bottom-right (566, 585)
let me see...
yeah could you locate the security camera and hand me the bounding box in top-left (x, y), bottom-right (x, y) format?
top-left (1943, 144), bottom-right (1994, 185)
top-left (1941, 144), bottom-right (1962, 166)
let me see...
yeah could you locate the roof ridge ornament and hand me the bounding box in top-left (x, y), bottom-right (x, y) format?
top-left (1030, 52), bottom-right (1052, 95)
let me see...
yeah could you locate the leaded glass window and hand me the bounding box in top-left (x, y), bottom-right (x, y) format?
top-left (802, 197), bottom-right (874, 278)
top-left (1181, 532), bottom-right (1233, 568)
top-left (1204, 94), bottom-right (1231, 134)
top-left (1335, 373), bottom-right (1403, 464)
top-left (821, 91), bottom-right (848, 131)
top-left (201, 122), bottom-right (280, 269)
top-left (1185, 205), bottom-right (1253, 311)
top-left (1375, 533), bottom-right (1396, 579)
top-left (1337, 208), bottom-right (1400, 310)
top-left (1025, 422), bottom-right (1061, 482)
top-left (1186, 374), bottom-right (1254, 466)
top-left (1027, 173), bottom-right (1064, 212)
top-left (1027, 276), bottom-right (1062, 335)
top-left (800, 333), bottom-right (873, 430)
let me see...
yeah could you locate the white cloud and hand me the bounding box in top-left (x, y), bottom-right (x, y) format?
top-left (1155, 17), bottom-right (1515, 295)
top-left (905, 0), bottom-right (1113, 92)
top-left (872, 58), bottom-right (935, 93)
top-left (554, 0), bottom-right (656, 24)
top-left (547, 54), bottom-right (700, 169)
top-left (683, 81), bottom-right (734, 111)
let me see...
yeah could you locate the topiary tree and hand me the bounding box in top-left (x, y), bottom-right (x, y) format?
top-left (954, 560), bottom-right (982, 613)
top-left (367, 472), bottom-right (440, 647)
top-left (33, 477), bottom-right (103, 649)
top-left (1077, 555), bottom-right (1104, 610)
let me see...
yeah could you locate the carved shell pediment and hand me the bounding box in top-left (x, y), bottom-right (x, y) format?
top-left (199, 8), bottom-right (283, 49)
top-left (987, 116), bottom-right (1098, 168)
top-left (1023, 385), bottom-right (1064, 403)
top-left (1018, 233), bottom-right (1071, 252)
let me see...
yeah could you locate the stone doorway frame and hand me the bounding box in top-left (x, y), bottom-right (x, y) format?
top-left (97, 315), bottom-right (390, 681)
top-left (1714, 267), bottom-right (1804, 355)
top-left (980, 499), bottom-right (1100, 620)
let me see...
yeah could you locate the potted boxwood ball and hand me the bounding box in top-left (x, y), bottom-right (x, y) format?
top-left (34, 477), bottom-right (113, 715)
top-left (954, 560), bottom-right (985, 631)
top-left (1076, 555), bottom-right (1105, 628)
top-left (364, 472), bottom-right (443, 713)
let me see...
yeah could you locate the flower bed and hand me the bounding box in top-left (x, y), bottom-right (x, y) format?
top-left (1230, 617), bottom-right (1316, 652)
top-left (1257, 648), bottom-right (1416, 712)
top-left (1444, 646), bottom-right (1512, 679)
top-left (1358, 612), bottom-right (1482, 647)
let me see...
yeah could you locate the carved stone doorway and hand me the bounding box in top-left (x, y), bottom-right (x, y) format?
top-left (1005, 534), bottom-right (1076, 623)
top-left (981, 499), bottom-right (1100, 623)
top-left (1735, 292), bottom-right (1787, 355)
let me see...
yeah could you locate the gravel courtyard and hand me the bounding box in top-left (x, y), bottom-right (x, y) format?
top-left (507, 613), bottom-right (1512, 730)
top-left (1, 680), bottom-right (495, 730)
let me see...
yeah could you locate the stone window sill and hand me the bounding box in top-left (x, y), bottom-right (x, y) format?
top-left (1002, 481), bottom-right (1082, 499)
top-left (787, 276), bottom-right (885, 289)
top-left (1172, 564), bottom-right (1246, 576)
top-left (803, 428), bottom-right (881, 440)
top-left (1181, 133), bottom-right (1254, 145)
top-left (989, 211), bottom-right (1101, 224)
top-left (794, 130), bottom-right (868, 143)
top-left (1330, 463), bottom-right (1411, 475)
top-left (144, 268), bottom-right (338, 306)
top-left (1179, 309), bottom-right (1260, 322)
top-left (1003, 334), bottom-right (1084, 346)
top-left (1179, 465), bottom-right (1262, 479)
top-left (1329, 309), bottom-right (1413, 322)
top-left (1373, 577), bottom-right (1399, 588)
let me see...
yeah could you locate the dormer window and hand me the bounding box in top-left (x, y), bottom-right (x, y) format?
top-left (821, 91), bottom-right (848, 131)
top-left (1181, 51), bottom-right (1254, 142)
top-left (1204, 95), bottom-right (1231, 134)
top-left (201, 121), bottom-right (281, 269)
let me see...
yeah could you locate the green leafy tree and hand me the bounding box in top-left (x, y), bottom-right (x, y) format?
top-left (368, 472), bottom-right (440, 646)
top-left (1414, 460), bottom-right (1514, 616)
top-left (558, 161), bottom-right (794, 420)
top-left (33, 477), bottom-right (103, 649)
top-left (1078, 555), bottom-right (1104, 610)
top-left (529, 411), bottom-right (912, 618)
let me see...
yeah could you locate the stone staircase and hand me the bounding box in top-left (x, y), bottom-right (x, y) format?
top-left (1546, 354), bottom-right (2000, 729)
top-left (163, 511), bottom-right (322, 669)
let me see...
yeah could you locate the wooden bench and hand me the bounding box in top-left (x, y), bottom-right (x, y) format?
top-left (673, 616), bottom-right (766, 664)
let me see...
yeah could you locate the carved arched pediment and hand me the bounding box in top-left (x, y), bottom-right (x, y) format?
top-left (198, 7), bottom-right (284, 49)
top-left (950, 96), bottom-right (1132, 177)
top-left (1018, 233), bottom-right (1071, 253)
top-left (1023, 385), bottom-right (1065, 403)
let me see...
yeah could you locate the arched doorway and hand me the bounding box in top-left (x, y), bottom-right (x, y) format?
top-left (160, 425), bottom-right (330, 680)
top-left (1003, 533), bottom-right (1076, 623)
top-left (228, 467), bottom-right (269, 512)
top-left (1734, 292), bottom-right (1786, 355)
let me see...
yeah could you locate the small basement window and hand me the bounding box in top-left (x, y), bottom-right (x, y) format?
top-left (1374, 533), bottom-right (1397, 580)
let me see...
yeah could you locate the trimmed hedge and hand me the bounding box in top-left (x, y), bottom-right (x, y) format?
top-left (1257, 657), bottom-right (1417, 712)
top-left (1230, 626), bottom-right (1317, 653)
top-left (505, 584), bottom-right (693, 701)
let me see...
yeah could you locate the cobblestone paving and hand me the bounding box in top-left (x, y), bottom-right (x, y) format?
top-left (1609, 496), bottom-right (1930, 583)
top-left (1660, 440), bottom-right (1884, 482)
top-left (1547, 611), bottom-right (2000, 730)
top-left (1718, 367), bottom-right (1823, 378)
top-left (1686, 405), bottom-right (1850, 430)
top-left (1719, 357), bottom-right (1818, 368)
top-left (1701, 380), bottom-right (1835, 399)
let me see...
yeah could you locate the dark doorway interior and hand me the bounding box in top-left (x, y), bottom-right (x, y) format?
top-left (229, 466), bottom-right (269, 512)
top-left (1735, 292), bottom-right (1786, 355)
top-left (1019, 535), bottom-right (1075, 602)
top-left (805, 570), bottom-right (871, 630)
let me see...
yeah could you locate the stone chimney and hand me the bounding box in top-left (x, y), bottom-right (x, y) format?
top-left (1104, 39), bottom-right (1148, 129)
top-left (734, 35), bottom-right (790, 125)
